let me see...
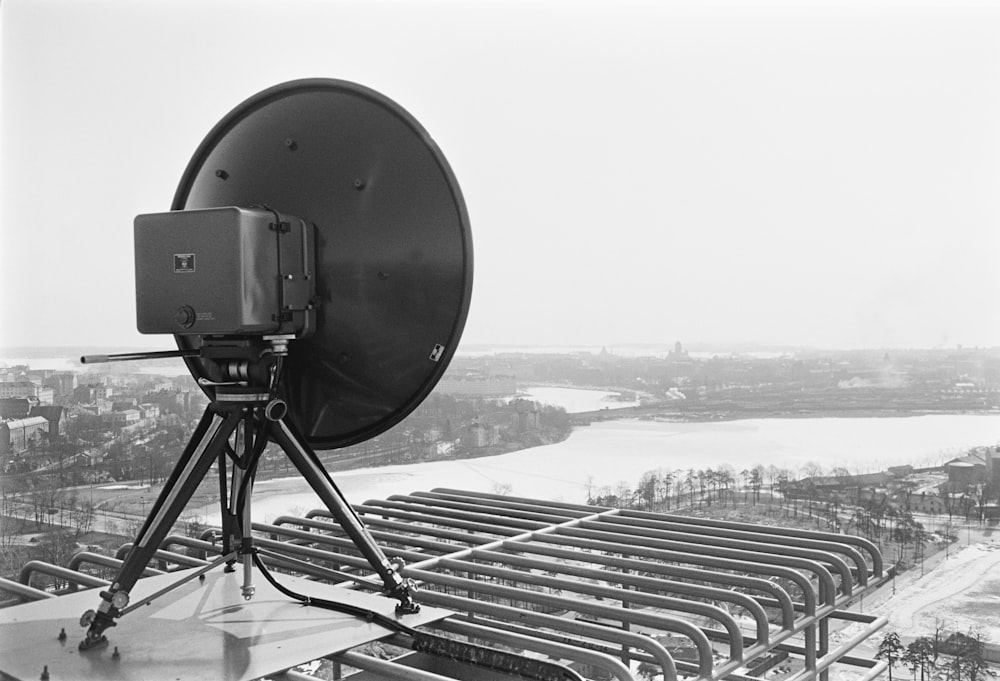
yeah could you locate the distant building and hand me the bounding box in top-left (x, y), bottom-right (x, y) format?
top-left (986, 446), bottom-right (1000, 489)
top-left (510, 398), bottom-right (540, 432)
top-left (909, 492), bottom-right (946, 515)
top-left (0, 381), bottom-right (40, 399)
top-left (104, 409), bottom-right (141, 427)
top-left (139, 403), bottom-right (160, 423)
top-left (29, 405), bottom-right (65, 439)
top-left (0, 398), bottom-right (32, 420)
top-left (0, 381), bottom-right (53, 406)
top-left (464, 422), bottom-right (499, 448)
top-left (0, 416), bottom-right (49, 455)
top-left (44, 372), bottom-right (78, 396)
top-left (943, 447), bottom-right (997, 486)
top-left (436, 373), bottom-right (516, 397)
top-left (783, 472), bottom-right (893, 500)
top-left (73, 384), bottom-right (113, 402)
top-left (83, 399), bottom-right (113, 416)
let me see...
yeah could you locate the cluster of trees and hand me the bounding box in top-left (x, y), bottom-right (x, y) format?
top-left (2, 474), bottom-right (96, 536)
top-left (937, 480), bottom-right (999, 524)
top-left (297, 394), bottom-right (573, 472)
top-left (586, 458), bottom-right (997, 575)
top-left (877, 629), bottom-right (992, 681)
top-left (586, 464), bottom-right (790, 512)
top-left (0, 473), bottom-right (99, 578)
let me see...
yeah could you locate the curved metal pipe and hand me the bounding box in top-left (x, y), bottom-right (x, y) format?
top-left (18, 561), bottom-right (109, 590)
top-left (159, 534), bottom-right (219, 555)
top-left (533, 532), bottom-right (819, 614)
top-left (556, 525), bottom-right (839, 605)
top-left (404, 566), bottom-right (715, 674)
top-left (251, 521), bottom-right (454, 557)
top-left (267, 515), bottom-right (462, 553)
top-left (357, 499), bottom-right (555, 531)
top-left (67, 551), bottom-right (164, 577)
top-left (198, 527), bottom-right (220, 542)
top-left (251, 524), bottom-right (427, 565)
top-left (435, 555), bottom-right (747, 660)
top-left (334, 650), bottom-right (465, 681)
top-left (307, 507), bottom-right (525, 539)
top-left (113, 544), bottom-right (210, 568)
top-left (384, 493), bottom-right (584, 524)
top-left (574, 520), bottom-right (855, 596)
top-left (428, 487), bottom-right (602, 514)
top-left (0, 575), bottom-right (55, 601)
top-left (784, 615), bottom-right (889, 681)
top-left (466, 547), bottom-right (773, 642)
top-left (428, 488), bottom-right (881, 577)
top-left (287, 505), bottom-right (797, 632)
top-left (603, 513), bottom-right (871, 585)
top-left (435, 618), bottom-right (635, 681)
top-left (277, 512), bottom-right (496, 549)
top-left (414, 589), bottom-right (682, 680)
top-left (502, 538), bottom-right (797, 629)
top-left (622, 506), bottom-right (884, 576)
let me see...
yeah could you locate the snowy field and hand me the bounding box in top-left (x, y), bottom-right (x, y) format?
top-left (878, 540), bottom-right (1000, 642)
top-left (834, 537), bottom-right (1000, 646)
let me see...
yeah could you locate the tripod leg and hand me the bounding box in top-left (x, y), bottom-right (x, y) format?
top-left (80, 407), bottom-right (244, 650)
top-left (270, 418), bottom-right (419, 613)
top-left (217, 447), bottom-right (236, 570)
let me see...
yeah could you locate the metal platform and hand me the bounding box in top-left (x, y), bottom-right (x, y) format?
top-left (2, 489), bottom-right (892, 681)
top-left (0, 566), bottom-right (448, 681)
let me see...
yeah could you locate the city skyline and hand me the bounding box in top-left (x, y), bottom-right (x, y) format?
top-left (3, 0), bottom-right (999, 351)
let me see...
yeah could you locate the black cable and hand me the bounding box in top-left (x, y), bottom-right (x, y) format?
top-left (234, 415), bottom-right (269, 533)
top-left (251, 552), bottom-right (585, 681)
top-left (251, 551), bottom-right (418, 637)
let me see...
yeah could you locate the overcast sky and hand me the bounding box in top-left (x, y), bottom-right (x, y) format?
top-left (2, 0), bottom-right (999, 351)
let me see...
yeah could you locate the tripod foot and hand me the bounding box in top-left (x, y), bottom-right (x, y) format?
top-left (395, 598), bottom-right (421, 615)
top-left (78, 607), bottom-right (116, 652)
top-left (392, 583), bottom-right (421, 615)
top-left (78, 633), bottom-right (108, 652)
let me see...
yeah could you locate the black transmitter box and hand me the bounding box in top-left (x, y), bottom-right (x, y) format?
top-left (134, 207), bottom-right (315, 337)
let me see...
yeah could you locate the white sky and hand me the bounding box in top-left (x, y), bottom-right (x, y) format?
top-left (2, 0), bottom-right (999, 351)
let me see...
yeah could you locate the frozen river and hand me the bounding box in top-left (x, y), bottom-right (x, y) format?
top-left (515, 386), bottom-right (641, 413)
top-left (236, 408), bottom-right (1000, 524)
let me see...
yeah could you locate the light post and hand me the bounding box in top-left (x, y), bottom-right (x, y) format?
top-left (892, 544), bottom-right (899, 596)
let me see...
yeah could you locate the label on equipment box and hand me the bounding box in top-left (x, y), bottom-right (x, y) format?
top-left (174, 253), bottom-right (196, 273)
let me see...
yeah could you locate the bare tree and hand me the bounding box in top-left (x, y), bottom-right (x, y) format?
top-left (69, 497), bottom-right (97, 538)
top-left (750, 465), bottom-right (764, 504)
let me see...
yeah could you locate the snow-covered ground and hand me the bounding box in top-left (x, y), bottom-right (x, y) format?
top-left (835, 537), bottom-right (1000, 646)
top-left (881, 540), bottom-right (1000, 642)
top-left (516, 385), bottom-right (641, 413)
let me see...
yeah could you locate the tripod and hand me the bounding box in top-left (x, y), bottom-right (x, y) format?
top-left (79, 339), bottom-right (418, 651)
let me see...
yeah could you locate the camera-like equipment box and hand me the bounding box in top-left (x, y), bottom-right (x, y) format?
top-left (134, 207), bottom-right (315, 336)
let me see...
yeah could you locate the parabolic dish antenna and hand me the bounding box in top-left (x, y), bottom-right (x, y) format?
top-left (172, 78), bottom-right (473, 449)
top-left (74, 78), bottom-right (473, 652)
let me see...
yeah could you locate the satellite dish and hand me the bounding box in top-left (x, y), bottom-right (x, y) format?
top-left (171, 78), bottom-right (473, 449)
top-left (77, 79), bottom-right (472, 650)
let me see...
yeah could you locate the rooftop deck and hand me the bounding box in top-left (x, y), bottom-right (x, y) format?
top-left (1, 489), bottom-right (889, 681)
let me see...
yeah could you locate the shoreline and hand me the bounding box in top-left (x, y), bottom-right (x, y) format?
top-left (577, 405), bottom-right (1000, 423)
